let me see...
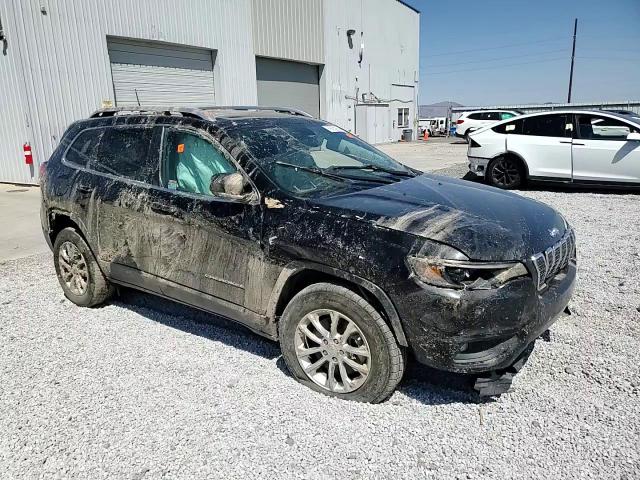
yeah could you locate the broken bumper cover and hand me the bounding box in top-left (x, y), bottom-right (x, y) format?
top-left (468, 156), bottom-right (488, 177)
top-left (396, 262), bottom-right (576, 375)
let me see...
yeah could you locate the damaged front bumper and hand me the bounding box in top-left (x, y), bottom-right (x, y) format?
top-left (396, 262), bottom-right (576, 377)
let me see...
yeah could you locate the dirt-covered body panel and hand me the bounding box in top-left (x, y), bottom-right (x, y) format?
top-left (41, 110), bottom-right (577, 378)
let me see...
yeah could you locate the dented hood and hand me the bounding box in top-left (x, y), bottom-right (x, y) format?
top-left (313, 174), bottom-right (567, 261)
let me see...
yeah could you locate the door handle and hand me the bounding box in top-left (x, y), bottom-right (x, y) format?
top-left (573, 142), bottom-right (585, 146)
top-left (559, 140), bottom-right (572, 144)
top-left (150, 202), bottom-right (176, 214)
top-left (77, 184), bottom-right (92, 194)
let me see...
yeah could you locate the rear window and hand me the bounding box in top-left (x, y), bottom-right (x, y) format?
top-left (65, 129), bottom-right (101, 167)
top-left (522, 114), bottom-right (569, 137)
top-left (89, 127), bottom-right (158, 184)
top-left (492, 119), bottom-right (524, 134)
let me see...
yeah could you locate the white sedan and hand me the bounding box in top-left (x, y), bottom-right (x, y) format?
top-left (467, 110), bottom-right (640, 189)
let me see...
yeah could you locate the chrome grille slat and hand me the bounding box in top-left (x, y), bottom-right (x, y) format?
top-left (531, 229), bottom-right (575, 290)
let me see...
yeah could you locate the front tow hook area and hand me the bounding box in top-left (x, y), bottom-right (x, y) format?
top-left (473, 342), bottom-right (535, 397)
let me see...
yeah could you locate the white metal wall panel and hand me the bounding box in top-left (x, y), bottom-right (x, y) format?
top-left (1, 0), bottom-right (257, 184)
top-left (0, 0), bottom-right (36, 184)
top-left (322, 0), bottom-right (420, 140)
top-left (107, 38), bottom-right (215, 107)
top-left (256, 57), bottom-right (320, 117)
top-left (251, 0), bottom-right (324, 64)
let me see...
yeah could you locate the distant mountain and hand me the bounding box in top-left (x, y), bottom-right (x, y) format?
top-left (419, 101), bottom-right (463, 118)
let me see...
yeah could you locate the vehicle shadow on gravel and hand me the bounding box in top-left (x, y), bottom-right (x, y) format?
top-left (461, 173), bottom-right (640, 195)
top-left (115, 288), bottom-right (484, 405)
top-left (115, 288), bottom-right (281, 360)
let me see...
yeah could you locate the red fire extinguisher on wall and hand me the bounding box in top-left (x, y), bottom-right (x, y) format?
top-left (23, 143), bottom-right (33, 165)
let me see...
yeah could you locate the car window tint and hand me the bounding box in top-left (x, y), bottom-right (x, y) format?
top-left (522, 114), bottom-right (568, 137)
top-left (576, 115), bottom-right (634, 140)
top-left (493, 118), bottom-right (523, 134)
top-left (161, 129), bottom-right (236, 196)
top-left (500, 112), bottom-right (515, 120)
top-left (468, 113), bottom-right (482, 120)
top-left (90, 127), bottom-right (157, 184)
top-left (485, 112), bottom-right (501, 120)
top-left (65, 128), bottom-right (102, 167)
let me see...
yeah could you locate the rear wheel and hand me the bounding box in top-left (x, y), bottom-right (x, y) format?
top-left (53, 227), bottom-right (114, 307)
top-left (487, 156), bottom-right (524, 189)
top-left (279, 283), bottom-right (405, 403)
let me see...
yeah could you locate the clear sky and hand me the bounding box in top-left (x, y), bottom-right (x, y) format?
top-left (402, 0), bottom-right (640, 106)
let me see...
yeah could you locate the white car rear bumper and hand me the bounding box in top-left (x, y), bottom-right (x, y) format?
top-left (468, 156), bottom-right (489, 177)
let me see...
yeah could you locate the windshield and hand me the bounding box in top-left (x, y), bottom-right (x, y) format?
top-left (224, 117), bottom-right (416, 197)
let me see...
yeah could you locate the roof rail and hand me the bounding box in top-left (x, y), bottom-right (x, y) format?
top-left (202, 106), bottom-right (314, 118)
top-left (89, 105), bottom-right (314, 120)
top-left (89, 106), bottom-right (209, 120)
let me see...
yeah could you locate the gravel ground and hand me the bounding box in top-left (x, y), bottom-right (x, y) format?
top-left (1, 170), bottom-right (639, 478)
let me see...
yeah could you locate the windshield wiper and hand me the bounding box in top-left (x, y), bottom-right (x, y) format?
top-left (327, 165), bottom-right (418, 177)
top-left (274, 161), bottom-right (351, 183)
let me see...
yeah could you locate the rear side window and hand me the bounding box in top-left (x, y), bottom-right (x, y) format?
top-left (65, 129), bottom-right (101, 167)
top-left (522, 114), bottom-right (569, 137)
top-left (90, 127), bottom-right (157, 184)
top-left (161, 129), bottom-right (236, 196)
top-left (467, 113), bottom-right (482, 120)
top-left (484, 112), bottom-right (501, 121)
top-left (492, 118), bottom-right (524, 134)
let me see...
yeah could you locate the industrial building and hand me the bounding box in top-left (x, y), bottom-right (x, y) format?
top-left (0, 0), bottom-right (420, 184)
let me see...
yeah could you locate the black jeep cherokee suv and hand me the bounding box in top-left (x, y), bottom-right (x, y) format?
top-left (40, 106), bottom-right (576, 403)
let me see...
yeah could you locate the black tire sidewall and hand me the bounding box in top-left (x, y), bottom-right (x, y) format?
top-left (488, 156), bottom-right (523, 189)
top-left (53, 228), bottom-right (102, 307)
top-left (279, 284), bottom-right (397, 403)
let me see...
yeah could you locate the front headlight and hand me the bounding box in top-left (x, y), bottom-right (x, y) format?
top-left (407, 256), bottom-right (529, 290)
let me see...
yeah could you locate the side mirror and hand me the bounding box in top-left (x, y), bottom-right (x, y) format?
top-left (626, 132), bottom-right (640, 141)
top-left (210, 172), bottom-right (248, 197)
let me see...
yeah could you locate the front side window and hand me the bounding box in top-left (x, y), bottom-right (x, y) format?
top-left (225, 117), bottom-right (416, 198)
top-left (576, 115), bottom-right (635, 140)
top-left (161, 129), bottom-right (237, 196)
top-left (522, 114), bottom-right (569, 137)
top-left (90, 127), bottom-right (157, 184)
top-left (500, 112), bottom-right (516, 120)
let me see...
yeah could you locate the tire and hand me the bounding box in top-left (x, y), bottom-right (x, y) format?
top-left (278, 283), bottom-right (405, 403)
top-left (53, 227), bottom-right (114, 307)
top-left (486, 155), bottom-right (525, 189)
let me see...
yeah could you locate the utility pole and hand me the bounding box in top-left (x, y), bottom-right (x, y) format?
top-left (567, 18), bottom-right (578, 103)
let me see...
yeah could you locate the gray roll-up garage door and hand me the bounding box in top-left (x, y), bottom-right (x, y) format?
top-left (107, 38), bottom-right (216, 107)
top-left (256, 57), bottom-right (320, 118)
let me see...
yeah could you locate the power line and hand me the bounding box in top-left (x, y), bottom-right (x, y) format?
top-left (428, 57), bottom-right (567, 75)
top-left (426, 49), bottom-right (569, 68)
top-left (424, 36), bottom-right (567, 57)
top-left (577, 56), bottom-right (640, 61)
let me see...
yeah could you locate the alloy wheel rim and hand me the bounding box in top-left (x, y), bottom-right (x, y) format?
top-left (58, 241), bottom-right (89, 296)
top-left (492, 158), bottom-right (520, 187)
top-left (294, 309), bottom-right (371, 393)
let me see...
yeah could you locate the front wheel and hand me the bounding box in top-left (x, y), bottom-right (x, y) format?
top-left (279, 283), bottom-right (405, 403)
top-left (486, 156), bottom-right (524, 189)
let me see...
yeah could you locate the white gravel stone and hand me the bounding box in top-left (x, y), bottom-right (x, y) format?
top-left (1, 172), bottom-right (639, 479)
